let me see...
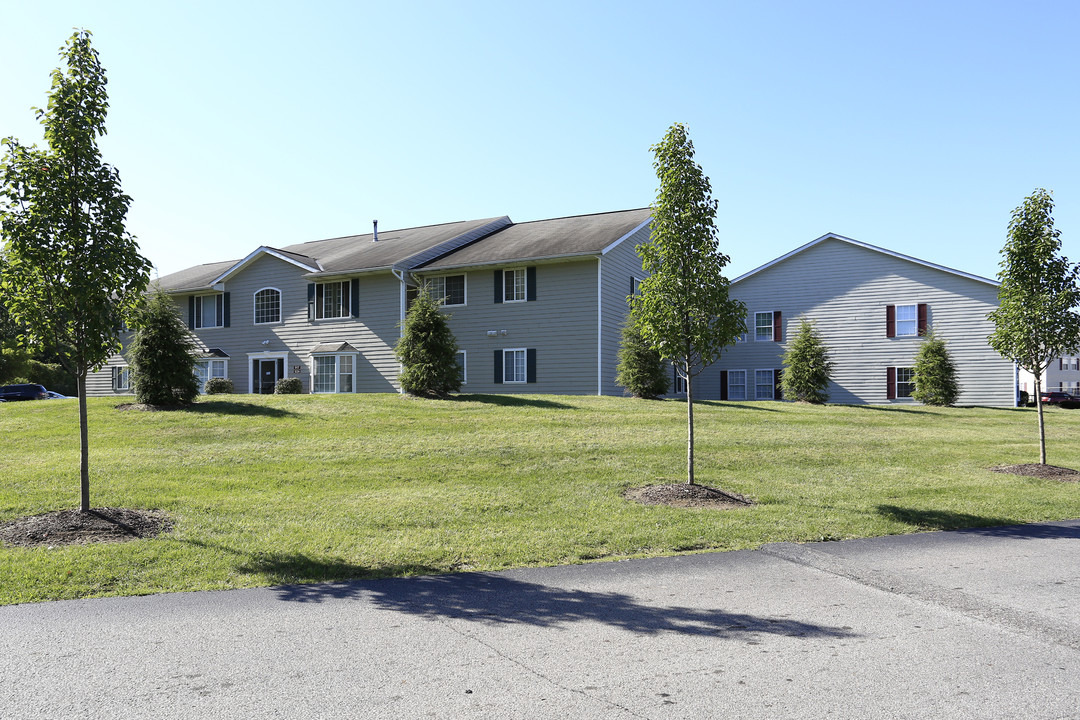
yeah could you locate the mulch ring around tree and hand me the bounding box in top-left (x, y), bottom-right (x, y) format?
top-left (991, 464), bottom-right (1080, 481)
top-left (624, 483), bottom-right (755, 509)
top-left (0, 507), bottom-right (173, 548)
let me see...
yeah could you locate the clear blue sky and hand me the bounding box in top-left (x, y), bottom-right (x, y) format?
top-left (2, 0), bottom-right (1077, 281)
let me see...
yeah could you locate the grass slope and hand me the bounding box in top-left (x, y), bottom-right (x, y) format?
top-left (2, 394), bottom-right (1078, 604)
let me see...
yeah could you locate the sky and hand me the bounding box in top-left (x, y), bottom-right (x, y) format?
top-left (1, 0), bottom-right (1077, 282)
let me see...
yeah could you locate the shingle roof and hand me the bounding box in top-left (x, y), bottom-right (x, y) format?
top-left (155, 260), bottom-right (237, 292)
top-left (417, 208), bottom-right (652, 271)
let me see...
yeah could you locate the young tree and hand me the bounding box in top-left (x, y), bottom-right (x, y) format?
top-left (632, 123), bottom-right (746, 484)
top-left (615, 321), bottom-right (670, 399)
top-left (396, 289), bottom-right (462, 397)
top-left (127, 290), bottom-right (199, 406)
top-left (0, 31), bottom-right (152, 511)
top-left (781, 318), bottom-right (833, 403)
top-left (911, 329), bottom-right (959, 407)
top-left (988, 189), bottom-right (1080, 464)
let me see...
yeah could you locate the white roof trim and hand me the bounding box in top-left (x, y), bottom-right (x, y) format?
top-left (732, 233), bottom-right (999, 287)
top-left (212, 246), bottom-right (322, 285)
top-left (600, 217), bottom-right (652, 255)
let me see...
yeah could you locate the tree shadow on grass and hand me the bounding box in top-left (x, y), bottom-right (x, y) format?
top-left (697, 401), bottom-right (781, 411)
top-left (264, 569), bottom-right (860, 640)
top-left (839, 404), bottom-right (936, 415)
top-left (450, 394), bottom-right (577, 410)
top-left (183, 401), bottom-right (298, 418)
top-left (878, 504), bottom-right (1018, 531)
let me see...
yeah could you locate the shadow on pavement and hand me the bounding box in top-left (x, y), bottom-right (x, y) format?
top-left (270, 572), bottom-right (860, 639)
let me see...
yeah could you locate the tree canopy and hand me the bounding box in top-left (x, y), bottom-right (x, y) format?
top-left (0, 30), bottom-right (151, 510)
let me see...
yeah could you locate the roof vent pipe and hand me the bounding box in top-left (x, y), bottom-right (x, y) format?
top-left (373, 220), bottom-right (378, 242)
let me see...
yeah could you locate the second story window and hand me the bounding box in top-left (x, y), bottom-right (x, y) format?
top-left (193, 294), bottom-right (224, 329)
top-left (428, 275), bottom-right (466, 306)
top-left (504, 268), bottom-right (526, 302)
top-left (316, 281), bottom-right (350, 319)
top-left (755, 312), bottom-right (773, 341)
top-left (254, 288), bottom-right (281, 325)
top-left (895, 304), bottom-right (917, 336)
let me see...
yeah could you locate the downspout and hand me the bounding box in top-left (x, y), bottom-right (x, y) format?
top-left (392, 266), bottom-right (407, 394)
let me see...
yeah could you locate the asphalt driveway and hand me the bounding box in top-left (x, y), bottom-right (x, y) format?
top-left (3, 520), bottom-right (1078, 719)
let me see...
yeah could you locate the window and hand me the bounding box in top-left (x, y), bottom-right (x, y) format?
top-left (896, 367), bottom-right (915, 398)
top-left (426, 275), bottom-right (465, 306)
top-left (316, 281), bottom-right (350, 319)
top-left (112, 366), bottom-right (131, 391)
top-left (312, 354), bottom-right (355, 393)
top-left (674, 373), bottom-right (686, 394)
top-left (735, 332), bottom-right (747, 343)
top-left (456, 350), bottom-right (467, 384)
top-left (630, 276), bottom-right (643, 298)
top-left (728, 370), bottom-right (747, 400)
top-left (503, 348), bottom-right (526, 383)
top-left (194, 359), bottom-right (227, 393)
top-left (755, 369), bottom-right (774, 400)
top-left (194, 294), bottom-right (222, 329)
top-left (254, 288), bottom-right (281, 325)
top-left (755, 312), bottom-right (773, 341)
top-left (895, 304), bottom-right (917, 337)
top-left (504, 268), bottom-right (527, 302)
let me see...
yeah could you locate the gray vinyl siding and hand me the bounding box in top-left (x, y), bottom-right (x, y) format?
top-left (420, 260), bottom-right (598, 394)
top-left (598, 223), bottom-right (651, 396)
top-left (207, 254), bottom-right (401, 393)
top-left (86, 352), bottom-right (134, 396)
top-left (698, 238), bottom-right (1014, 406)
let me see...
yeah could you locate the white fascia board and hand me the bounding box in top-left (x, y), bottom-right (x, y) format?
top-left (211, 247), bottom-right (322, 285)
top-left (600, 217), bottom-right (652, 255)
top-left (731, 233), bottom-right (999, 287)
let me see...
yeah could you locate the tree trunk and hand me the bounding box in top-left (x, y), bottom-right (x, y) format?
top-left (1034, 375), bottom-right (1047, 465)
top-left (78, 371), bottom-right (90, 512)
top-left (686, 368), bottom-right (695, 485)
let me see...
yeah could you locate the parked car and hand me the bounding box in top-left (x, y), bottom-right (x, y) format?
top-left (1040, 391), bottom-right (1080, 408)
top-left (0, 384), bottom-right (49, 401)
top-left (45, 391), bottom-right (69, 399)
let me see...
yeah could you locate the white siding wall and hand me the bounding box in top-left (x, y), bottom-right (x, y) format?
top-left (699, 238), bottom-right (1015, 406)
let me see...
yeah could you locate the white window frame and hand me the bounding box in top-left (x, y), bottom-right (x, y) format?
top-left (194, 358), bottom-right (229, 393)
top-left (113, 366), bottom-right (131, 391)
top-left (456, 350), bottom-right (467, 385)
top-left (755, 369), bottom-right (775, 400)
top-left (194, 294), bottom-right (223, 329)
top-left (315, 281), bottom-right (351, 320)
top-left (503, 268), bottom-right (527, 303)
top-left (728, 369), bottom-right (747, 401)
top-left (895, 366), bottom-right (915, 398)
top-left (631, 276), bottom-right (644, 297)
top-left (253, 287), bottom-right (282, 325)
top-left (311, 353), bottom-right (357, 393)
top-left (503, 348), bottom-right (527, 383)
top-left (895, 304), bottom-right (918, 337)
top-left (754, 311), bottom-right (774, 342)
top-left (427, 274), bottom-right (467, 307)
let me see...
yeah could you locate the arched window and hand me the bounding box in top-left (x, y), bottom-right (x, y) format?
top-left (254, 288), bottom-right (281, 325)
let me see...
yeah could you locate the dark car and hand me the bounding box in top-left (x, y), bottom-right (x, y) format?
top-left (1040, 391), bottom-right (1080, 407)
top-left (0, 383), bottom-right (49, 401)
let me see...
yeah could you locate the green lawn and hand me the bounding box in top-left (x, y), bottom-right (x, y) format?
top-left (2, 394), bottom-right (1078, 605)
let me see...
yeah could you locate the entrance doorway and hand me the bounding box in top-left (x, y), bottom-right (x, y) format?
top-left (253, 358), bottom-right (284, 394)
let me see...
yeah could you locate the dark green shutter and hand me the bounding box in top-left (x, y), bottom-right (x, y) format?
top-left (720, 370), bottom-right (728, 401)
top-left (774, 368), bottom-right (783, 400)
top-left (307, 284), bottom-right (316, 321)
top-left (526, 349), bottom-right (537, 383)
top-left (350, 279), bottom-right (360, 317)
top-left (526, 267), bottom-right (536, 302)
top-left (188, 296), bottom-right (195, 328)
top-left (493, 350), bottom-right (503, 383)
top-left (494, 270), bottom-right (503, 304)
top-left (222, 293), bottom-right (231, 327)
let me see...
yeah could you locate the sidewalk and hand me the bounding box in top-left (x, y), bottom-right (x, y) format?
top-left (4, 520), bottom-right (1078, 719)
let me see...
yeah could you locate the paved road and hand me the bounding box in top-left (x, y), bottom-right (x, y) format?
top-left (4, 521), bottom-right (1079, 719)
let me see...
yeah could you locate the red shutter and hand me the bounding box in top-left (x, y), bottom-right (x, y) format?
top-left (886, 305), bottom-right (896, 337)
top-left (773, 310), bottom-right (782, 342)
top-left (917, 304), bottom-right (928, 336)
top-left (886, 367), bottom-right (896, 400)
